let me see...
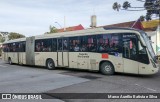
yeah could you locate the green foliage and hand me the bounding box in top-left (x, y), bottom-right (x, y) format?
top-left (0, 32), bottom-right (25, 56)
top-left (112, 2), bottom-right (121, 11)
top-left (122, 1), bottom-right (131, 10)
top-left (0, 35), bottom-right (5, 43)
top-left (140, 15), bottom-right (145, 21)
top-left (113, 0), bottom-right (160, 21)
top-left (8, 32), bottom-right (25, 40)
top-left (144, 0), bottom-right (160, 15)
top-left (49, 25), bottom-right (58, 34)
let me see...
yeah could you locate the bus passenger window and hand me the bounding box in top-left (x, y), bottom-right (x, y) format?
top-left (74, 44), bottom-right (80, 51)
top-left (88, 36), bottom-right (97, 52)
top-left (52, 39), bottom-right (57, 51)
top-left (99, 44), bottom-right (105, 51)
top-left (123, 39), bottom-right (137, 59)
top-left (19, 42), bottom-right (26, 52)
top-left (35, 40), bottom-right (42, 52)
top-left (79, 36), bottom-right (88, 52)
top-left (35, 43), bottom-right (41, 52)
top-left (80, 44), bottom-right (87, 51)
top-left (63, 39), bottom-right (68, 51)
top-left (97, 34), bottom-right (110, 52)
top-left (2, 44), bottom-right (7, 52)
top-left (69, 37), bottom-right (80, 52)
top-left (138, 41), bottom-right (149, 64)
top-left (35, 39), bottom-right (52, 52)
top-left (131, 41), bottom-right (137, 55)
top-left (123, 33), bottom-right (138, 60)
top-left (110, 35), bottom-right (122, 53)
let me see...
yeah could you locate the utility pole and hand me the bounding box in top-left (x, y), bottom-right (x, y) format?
top-left (64, 16), bottom-right (66, 31)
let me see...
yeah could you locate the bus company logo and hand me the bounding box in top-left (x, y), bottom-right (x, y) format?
top-left (2, 94), bottom-right (11, 99)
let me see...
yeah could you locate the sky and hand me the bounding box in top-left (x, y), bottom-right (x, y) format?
top-left (0, 0), bottom-right (147, 37)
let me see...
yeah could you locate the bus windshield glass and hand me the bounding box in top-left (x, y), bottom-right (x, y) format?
top-left (140, 31), bottom-right (156, 62)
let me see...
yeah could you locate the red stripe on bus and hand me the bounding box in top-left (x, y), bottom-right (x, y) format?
top-left (102, 54), bottom-right (109, 59)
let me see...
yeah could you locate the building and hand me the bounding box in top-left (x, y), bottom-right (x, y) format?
top-left (103, 21), bottom-right (143, 30)
top-left (142, 20), bottom-right (160, 55)
top-left (103, 20), bottom-right (159, 31)
top-left (147, 31), bottom-right (157, 54)
top-left (147, 26), bottom-right (160, 55)
top-left (57, 24), bottom-right (84, 32)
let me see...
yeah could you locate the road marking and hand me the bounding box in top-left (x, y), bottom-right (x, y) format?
top-left (0, 65), bottom-right (7, 67)
top-left (135, 84), bottom-right (157, 92)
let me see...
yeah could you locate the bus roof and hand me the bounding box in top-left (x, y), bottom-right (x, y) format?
top-left (3, 27), bottom-right (141, 43)
top-left (35, 27), bottom-right (141, 39)
top-left (3, 37), bottom-right (26, 44)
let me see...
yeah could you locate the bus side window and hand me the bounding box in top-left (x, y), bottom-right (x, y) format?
top-left (79, 36), bottom-right (88, 52)
top-left (52, 39), bottom-right (57, 52)
top-left (110, 35), bottom-right (122, 53)
top-left (69, 37), bottom-right (80, 52)
top-left (16, 42), bottom-right (20, 52)
top-left (2, 44), bottom-right (7, 52)
top-left (46, 39), bottom-right (52, 52)
top-left (35, 39), bottom-right (52, 52)
top-left (79, 35), bottom-right (96, 52)
top-left (63, 38), bottom-right (68, 51)
top-left (138, 41), bottom-right (149, 64)
top-left (58, 39), bottom-right (62, 51)
top-left (35, 40), bottom-right (41, 52)
top-left (42, 39), bottom-right (52, 52)
top-left (123, 33), bottom-right (138, 60)
top-left (22, 42), bottom-right (26, 52)
top-left (97, 34), bottom-right (110, 53)
top-left (88, 35), bottom-right (97, 52)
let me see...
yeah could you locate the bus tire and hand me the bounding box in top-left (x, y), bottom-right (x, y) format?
top-left (46, 59), bottom-right (55, 70)
top-left (8, 58), bottom-right (12, 65)
top-left (100, 62), bottom-right (115, 75)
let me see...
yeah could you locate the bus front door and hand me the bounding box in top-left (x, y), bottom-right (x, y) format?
top-left (123, 34), bottom-right (139, 74)
top-left (57, 38), bottom-right (69, 67)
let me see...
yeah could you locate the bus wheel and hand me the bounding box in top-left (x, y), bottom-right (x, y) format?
top-left (8, 58), bottom-right (12, 65)
top-left (100, 62), bottom-right (114, 75)
top-left (46, 59), bottom-right (55, 70)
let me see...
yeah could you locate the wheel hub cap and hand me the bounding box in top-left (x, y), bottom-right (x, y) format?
top-left (104, 65), bottom-right (111, 72)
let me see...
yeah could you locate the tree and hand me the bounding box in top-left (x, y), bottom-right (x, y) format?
top-left (0, 35), bottom-right (4, 56)
top-left (8, 32), bottom-right (25, 40)
top-left (0, 35), bottom-right (5, 43)
top-left (0, 32), bottom-right (25, 56)
top-left (113, 0), bottom-right (160, 21)
top-left (49, 25), bottom-right (58, 34)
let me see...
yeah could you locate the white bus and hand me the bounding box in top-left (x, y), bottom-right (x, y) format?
top-left (156, 25), bottom-right (160, 60)
top-left (2, 27), bottom-right (159, 75)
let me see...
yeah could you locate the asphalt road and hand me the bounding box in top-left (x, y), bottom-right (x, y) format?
top-left (0, 59), bottom-right (160, 102)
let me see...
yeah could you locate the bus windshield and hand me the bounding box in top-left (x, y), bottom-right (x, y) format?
top-left (140, 31), bottom-right (156, 62)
